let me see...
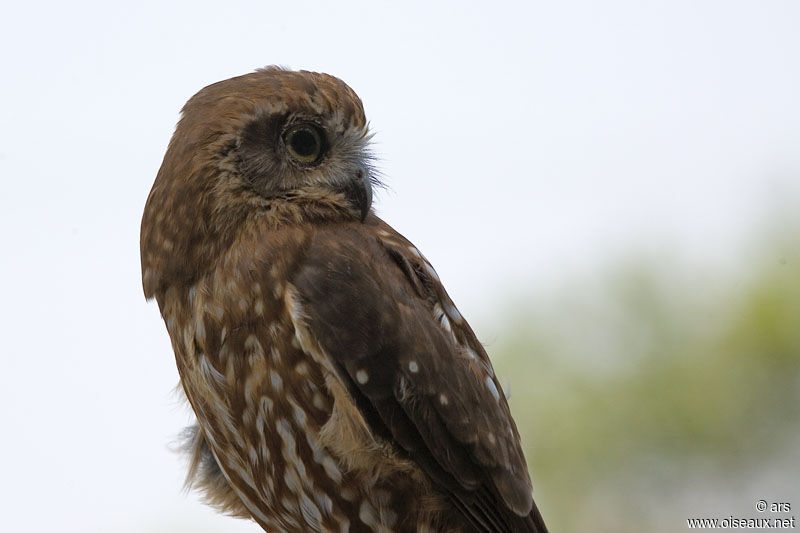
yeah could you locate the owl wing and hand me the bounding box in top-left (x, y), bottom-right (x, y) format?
top-left (287, 217), bottom-right (547, 533)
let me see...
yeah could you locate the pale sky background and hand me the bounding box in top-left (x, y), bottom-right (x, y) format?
top-left (1, 1), bottom-right (798, 531)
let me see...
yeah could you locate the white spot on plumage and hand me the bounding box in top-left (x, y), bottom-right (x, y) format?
top-left (244, 334), bottom-right (262, 353)
top-left (242, 407), bottom-right (254, 427)
top-left (486, 376), bottom-right (501, 402)
top-left (312, 392), bottom-right (327, 411)
top-left (227, 484), bottom-right (273, 526)
top-left (182, 327), bottom-right (194, 356)
top-left (270, 345), bottom-right (282, 363)
top-left (260, 396), bottom-right (273, 414)
top-left (439, 311), bottom-right (452, 332)
top-left (270, 369), bottom-right (283, 391)
top-left (423, 261), bottom-right (440, 282)
top-left (285, 466), bottom-right (302, 494)
top-left (268, 322), bottom-right (282, 340)
top-left (321, 456), bottom-right (342, 483)
top-left (276, 417), bottom-right (300, 477)
top-left (443, 300), bottom-right (463, 323)
top-left (262, 474), bottom-right (274, 497)
top-left (356, 369), bottom-right (369, 384)
top-left (487, 432), bottom-right (496, 445)
top-left (292, 402), bottom-right (308, 428)
top-left (315, 491), bottom-right (334, 516)
top-left (439, 393), bottom-right (449, 406)
top-left (206, 303), bottom-right (225, 320)
top-left (194, 318), bottom-right (207, 345)
top-left (433, 302), bottom-right (456, 342)
top-left (227, 460), bottom-right (259, 493)
top-left (248, 444), bottom-right (259, 465)
top-left (359, 500), bottom-right (381, 529)
top-left (197, 354), bottom-right (225, 386)
top-left (300, 494), bottom-right (323, 529)
top-left (408, 360), bottom-right (419, 373)
top-left (273, 281), bottom-right (284, 299)
top-left (254, 300), bottom-right (264, 315)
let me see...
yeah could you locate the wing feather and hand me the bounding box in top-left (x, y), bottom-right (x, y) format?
top-left (289, 217), bottom-right (547, 533)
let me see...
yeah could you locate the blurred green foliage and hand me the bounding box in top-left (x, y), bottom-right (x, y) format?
top-left (495, 222), bottom-right (800, 532)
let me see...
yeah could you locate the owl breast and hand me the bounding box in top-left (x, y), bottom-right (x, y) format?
top-left (161, 227), bottom-right (444, 533)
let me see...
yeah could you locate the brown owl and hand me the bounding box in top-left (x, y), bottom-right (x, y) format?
top-left (140, 67), bottom-right (548, 533)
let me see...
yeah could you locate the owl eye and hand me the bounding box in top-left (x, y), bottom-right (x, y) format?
top-left (283, 125), bottom-right (324, 164)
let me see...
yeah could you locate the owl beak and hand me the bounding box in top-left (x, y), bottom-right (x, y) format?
top-left (342, 167), bottom-right (373, 222)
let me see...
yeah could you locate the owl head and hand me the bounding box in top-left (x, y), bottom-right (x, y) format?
top-left (141, 67), bottom-right (376, 299)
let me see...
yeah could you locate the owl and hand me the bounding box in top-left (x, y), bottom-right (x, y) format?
top-left (140, 67), bottom-right (547, 533)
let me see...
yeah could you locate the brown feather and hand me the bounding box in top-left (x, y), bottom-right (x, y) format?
top-left (141, 66), bottom-right (548, 533)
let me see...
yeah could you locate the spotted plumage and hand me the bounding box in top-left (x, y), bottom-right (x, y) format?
top-left (141, 67), bottom-right (547, 532)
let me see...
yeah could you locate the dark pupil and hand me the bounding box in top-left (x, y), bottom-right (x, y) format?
top-left (290, 129), bottom-right (318, 157)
